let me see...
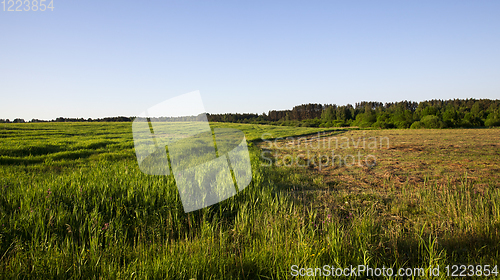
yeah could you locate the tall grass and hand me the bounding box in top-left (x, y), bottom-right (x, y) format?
top-left (0, 123), bottom-right (499, 279)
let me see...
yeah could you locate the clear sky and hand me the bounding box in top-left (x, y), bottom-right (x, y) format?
top-left (1, 0), bottom-right (499, 120)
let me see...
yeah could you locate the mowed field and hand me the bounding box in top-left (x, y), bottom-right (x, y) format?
top-left (0, 122), bottom-right (499, 279)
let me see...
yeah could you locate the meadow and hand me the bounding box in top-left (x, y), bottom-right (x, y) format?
top-left (0, 122), bottom-right (499, 279)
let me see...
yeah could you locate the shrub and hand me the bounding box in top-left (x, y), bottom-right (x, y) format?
top-left (330, 120), bottom-right (348, 127)
top-left (485, 118), bottom-right (500, 127)
top-left (410, 121), bottom-right (424, 129)
top-left (394, 120), bottom-right (412, 129)
top-left (420, 115), bottom-right (445, 128)
top-left (371, 120), bottom-right (394, 129)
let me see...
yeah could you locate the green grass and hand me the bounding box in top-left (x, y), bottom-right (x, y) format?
top-left (0, 123), bottom-right (499, 279)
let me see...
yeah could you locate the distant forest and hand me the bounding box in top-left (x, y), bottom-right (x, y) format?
top-left (0, 116), bottom-right (133, 124)
top-left (2, 98), bottom-right (500, 128)
top-left (207, 98), bottom-right (500, 128)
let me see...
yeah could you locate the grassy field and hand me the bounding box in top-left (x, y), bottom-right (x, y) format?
top-left (0, 122), bottom-right (499, 279)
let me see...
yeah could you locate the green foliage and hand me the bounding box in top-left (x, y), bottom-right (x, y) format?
top-left (442, 105), bottom-right (459, 127)
top-left (419, 115), bottom-right (446, 128)
top-left (485, 118), bottom-right (500, 127)
top-left (419, 105), bottom-right (439, 118)
top-left (485, 113), bottom-right (500, 127)
top-left (212, 98), bottom-right (500, 129)
top-left (7, 99), bottom-right (500, 130)
top-left (353, 110), bottom-right (377, 128)
top-left (410, 121), bottom-right (424, 129)
top-left (371, 113), bottom-right (395, 128)
top-left (461, 112), bottom-right (483, 127)
top-left (371, 120), bottom-right (394, 129)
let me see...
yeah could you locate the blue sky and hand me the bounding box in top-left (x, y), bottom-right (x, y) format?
top-left (1, 0), bottom-right (499, 120)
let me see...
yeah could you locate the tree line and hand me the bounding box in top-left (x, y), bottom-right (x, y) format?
top-left (207, 98), bottom-right (500, 128)
top-left (0, 116), bottom-right (133, 123)
top-left (2, 98), bottom-right (499, 128)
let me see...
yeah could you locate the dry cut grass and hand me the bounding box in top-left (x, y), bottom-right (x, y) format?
top-left (259, 128), bottom-right (500, 266)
